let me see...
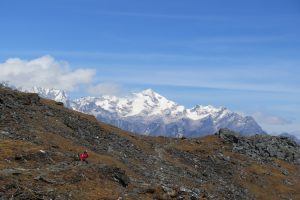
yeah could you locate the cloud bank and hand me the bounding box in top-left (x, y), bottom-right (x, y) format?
top-left (88, 83), bottom-right (122, 96)
top-left (253, 112), bottom-right (292, 125)
top-left (0, 55), bottom-right (95, 91)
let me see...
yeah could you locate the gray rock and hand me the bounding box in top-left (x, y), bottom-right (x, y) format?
top-left (282, 169), bottom-right (289, 176)
top-left (221, 130), bottom-right (300, 164)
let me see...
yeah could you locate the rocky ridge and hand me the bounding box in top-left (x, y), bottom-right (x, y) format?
top-left (217, 128), bottom-right (300, 164)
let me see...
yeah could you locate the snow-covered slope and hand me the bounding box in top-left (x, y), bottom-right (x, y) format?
top-left (9, 85), bottom-right (265, 137)
top-left (23, 86), bottom-right (70, 106)
top-left (73, 89), bottom-right (185, 118)
top-left (0, 82), bottom-right (70, 106)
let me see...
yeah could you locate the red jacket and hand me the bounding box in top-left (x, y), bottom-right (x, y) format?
top-left (80, 153), bottom-right (89, 161)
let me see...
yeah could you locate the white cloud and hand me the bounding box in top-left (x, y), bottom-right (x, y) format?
top-left (87, 83), bottom-right (122, 96)
top-left (252, 112), bottom-right (292, 125)
top-left (291, 130), bottom-right (300, 139)
top-left (235, 111), bottom-right (246, 117)
top-left (0, 55), bottom-right (95, 91)
top-left (92, 65), bottom-right (299, 94)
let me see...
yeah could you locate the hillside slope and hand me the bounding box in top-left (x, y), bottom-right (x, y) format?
top-left (0, 86), bottom-right (299, 200)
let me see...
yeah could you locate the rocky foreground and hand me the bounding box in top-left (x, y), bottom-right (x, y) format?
top-left (0, 86), bottom-right (299, 200)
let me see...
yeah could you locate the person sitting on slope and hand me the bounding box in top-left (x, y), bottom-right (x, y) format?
top-left (79, 150), bottom-right (89, 164)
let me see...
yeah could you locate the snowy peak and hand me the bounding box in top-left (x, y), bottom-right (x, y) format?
top-left (133, 89), bottom-right (176, 108)
top-left (190, 105), bottom-right (225, 113)
top-left (135, 88), bottom-right (157, 96)
top-left (128, 89), bottom-right (180, 117)
top-left (24, 86), bottom-right (69, 105)
top-left (0, 82), bottom-right (69, 105)
top-left (187, 105), bottom-right (228, 120)
top-left (73, 89), bottom-right (181, 118)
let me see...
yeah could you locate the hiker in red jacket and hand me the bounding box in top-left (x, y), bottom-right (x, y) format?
top-left (79, 150), bottom-right (89, 164)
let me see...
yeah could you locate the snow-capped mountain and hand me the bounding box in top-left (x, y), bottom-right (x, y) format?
top-left (39, 87), bottom-right (264, 137)
top-left (2, 82), bottom-right (265, 137)
top-left (71, 89), bottom-right (265, 137)
top-left (23, 86), bottom-right (70, 106)
top-left (0, 83), bottom-right (70, 106)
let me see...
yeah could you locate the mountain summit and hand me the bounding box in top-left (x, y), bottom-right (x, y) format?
top-left (21, 86), bottom-right (265, 137)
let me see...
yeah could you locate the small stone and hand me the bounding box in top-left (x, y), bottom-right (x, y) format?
top-left (55, 102), bottom-right (64, 106)
top-left (282, 169), bottom-right (289, 176)
top-left (0, 131), bottom-right (10, 135)
top-left (39, 150), bottom-right (46, 154)
top-left (283, 179), bottom-right (293, 186)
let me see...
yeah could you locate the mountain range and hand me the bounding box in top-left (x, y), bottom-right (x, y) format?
top-left (20, 86), bottom-right (265, 137)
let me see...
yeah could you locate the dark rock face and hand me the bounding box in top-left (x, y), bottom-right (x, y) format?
top-left (98, 166), bottom-right (130, 187)
top-left (216, 128), bottom-right (300, 164)
top-left (217, 128), bottom-right (241, 143)
top-left (55, 102), bottom-right (64, 106)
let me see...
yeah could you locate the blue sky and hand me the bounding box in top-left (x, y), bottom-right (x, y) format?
top-left (0, 0), bottom-right (300, 136)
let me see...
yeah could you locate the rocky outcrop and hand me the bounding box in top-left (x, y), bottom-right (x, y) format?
top-left (216, 128), bottom-right (300, 164)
